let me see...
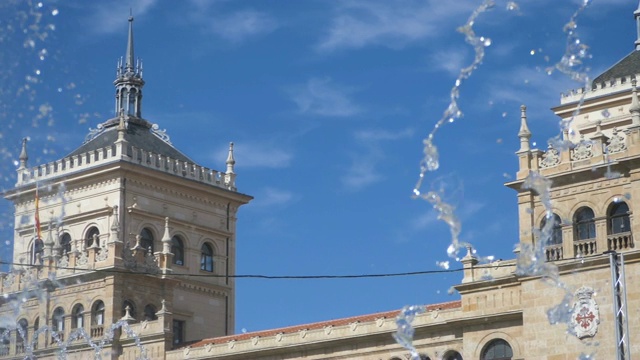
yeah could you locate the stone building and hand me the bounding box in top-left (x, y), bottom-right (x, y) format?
top-left (163, 3), bottom-right (640, 360)
top-left (2, 4), bottom-right (640, 360)
top-left (0, 16), bottom-right (252, 359)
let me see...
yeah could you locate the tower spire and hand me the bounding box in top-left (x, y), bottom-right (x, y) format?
top-left (635, 1), bottom-right (640, 50)
top-left (114, 15), bottom-right (145, 121)
top-left (125, 14), bottom-right (135, 73)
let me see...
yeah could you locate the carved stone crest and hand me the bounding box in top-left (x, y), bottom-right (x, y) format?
top-left (571, 286), bottom-right (599, 339)
top-left (571, 137), bottom-right (593, 161)
top-left (540, 145), bottom-right (560, 168)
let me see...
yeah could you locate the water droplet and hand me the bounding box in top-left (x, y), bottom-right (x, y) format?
top-left (501, 112), bottom-right (507, 117)
top-left (532, 141), bottom-right (537, 147)
top-left (506, 2), bottom-right (519, 11)
top-left (601, 109), bottom-right (610, 118)
top-left (483, 38), bottom-right (492, 47)
top-left (530, 49), bottom-right (536, 55)
top-left (52, 9), bottom-right (59, 16)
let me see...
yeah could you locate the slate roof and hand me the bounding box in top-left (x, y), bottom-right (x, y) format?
top-left (592, 50), bottom-right (640, 85)
top-left (67, 118), bottom-right (194, 163)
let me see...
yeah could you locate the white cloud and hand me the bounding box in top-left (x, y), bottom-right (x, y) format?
top-left (252, 187), bottom-right (297, 208)
top-left (428, 48), bottom-right (470, 76)
top-left (486, 66), bottom-right (574, 114)
top-left (411, 209), bottom-right (439, 230)
top-left (215, 142), bottom-right (292, 169)
top-left (341, 127), bottom-right (413, 190)
top-left (208, 10), bottom-right (278, 43)
top-left (341, 160), bottom-right (382, 190)
top-left (354, 128), bottom-right (414, 141)
top-left (317, 0), bottom-right (477, 52)
top-left (86, 0), bottom-right (158, 35)
top-left (289, 77), bottom-right (362, 117)
top-left (186, 1), bottom-right (278, 43)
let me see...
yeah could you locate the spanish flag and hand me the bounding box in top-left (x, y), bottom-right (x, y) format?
top-left (35, 187), bottom-right (41, 240)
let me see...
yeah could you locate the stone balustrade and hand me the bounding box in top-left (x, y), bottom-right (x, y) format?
top-left (561, 74), bottom-right (636, 103)
top-left (545, 244), bottom-right (563, 262)
top-left (16, 143), bottom-right (236, 191)
top-left (574, 239), bottom-right (597, 257)
top-left (607, 232), bottom-right (634, 251)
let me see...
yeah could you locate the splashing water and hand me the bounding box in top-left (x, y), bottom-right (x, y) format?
top-left (399, 0), bottom-right (598, 356)
top-left (392, 305), bottom-right (426, 360)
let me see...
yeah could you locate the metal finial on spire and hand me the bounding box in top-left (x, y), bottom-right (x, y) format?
top-left (18, 138), bottom-right (28, 169)
top-left (226, 142), bottom-right (236, 174)
top-left (125, 15), bottom-right (135, 72)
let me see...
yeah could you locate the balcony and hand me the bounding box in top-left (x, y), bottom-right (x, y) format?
top-left (574, 239), bottom-right (597, 257)
top-left (608, 232), bottom-right (634, 251)
top-left (545, 244), bottom-right (563, 261)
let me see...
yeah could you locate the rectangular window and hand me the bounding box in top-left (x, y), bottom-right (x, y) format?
top-left (172, 320), bottom-right (185, 347)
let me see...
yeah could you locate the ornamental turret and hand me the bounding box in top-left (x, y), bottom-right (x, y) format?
top-left (114, 16), bottom-right (144, 119)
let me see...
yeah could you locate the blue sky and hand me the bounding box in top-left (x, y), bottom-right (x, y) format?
top-left (0, 0), bottom-right (636, 334)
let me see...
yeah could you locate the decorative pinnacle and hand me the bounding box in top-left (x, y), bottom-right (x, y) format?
top-left (635, 1), bottom-right (640, 50)
top-left (517, 105), bottom-right (532, 152)
top-left (226, 142), bottom-right (236, 174)
top-left (161, 217), bottom-right (171, 254)
top-left (18, 138), bottom-right (28, 169)
top-left (125, 15), bottom-right (135, 72)
top-left (518, 105), bottom-right (531, 138)
top-left (631, 79), bottom-right (640, 113)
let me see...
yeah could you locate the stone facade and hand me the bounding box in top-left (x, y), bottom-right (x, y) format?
top-left (3, 6), bottom-right (640, 360)
top-left (0, 17), bottom-right (251, 359)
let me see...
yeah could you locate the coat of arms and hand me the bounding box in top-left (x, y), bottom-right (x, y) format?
top-left (571, 286), bottom-right (599, 339)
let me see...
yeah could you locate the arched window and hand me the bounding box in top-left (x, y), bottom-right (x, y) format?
top-left (31, 237), bottom-right (44, 265)
top-left (92, 301), bottom-right (105, 326)
top-left (144, 304), bottom-right (158, 321)
top-left (0, 328), bottom-right (9, 356)
top-left (33, 317), bottom-right (39, 350)
top-left (574, 207), bottom-right (595, 240)
top-left (540, 213), bottom-right (562, 245)
top-left (85, 227), bottom-right (100, 248)
top-left (123, 300), bottom-right (136, 320)
top-left (60, 233), bottom-right (72, 254)
top-left (171, 236), bottom-right (184, 266)
top-left (482, 339), bottom-right (513, 360)
top-left (443, 350), bottom-right (463, 360)
top-left (609, 202), bottom-right (631, 234)
top-left (140, 228), bottom-right (154, 253)
top-left (17, 318), bottom-right (28, 346)
top-left (200, 243), bottom-right (214, 272)
top-left (128, 88), bottom-right (137, 116)
top-left (72, 304), bottom-right (84, 329)
top-left (52, 307), bottom-right (65, 333)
